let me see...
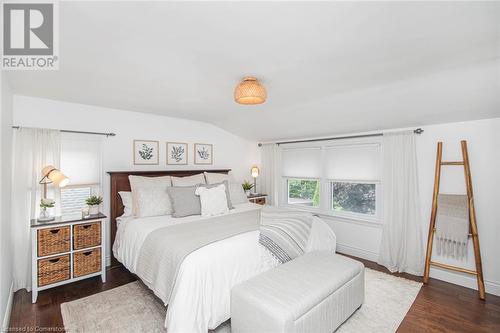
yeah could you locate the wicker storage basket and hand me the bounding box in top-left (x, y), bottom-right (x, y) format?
top-left (73, 222), bottom-right (101, 250)
top-left (38, 254), bottom-right (70, 287)
top-left (73, 248), bottom-right (101, 277)
top-left (37, 226), bottom-right (70, 257)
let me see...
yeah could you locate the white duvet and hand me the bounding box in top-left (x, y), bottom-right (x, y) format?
top-left (113, 203), bottom-right (336, 333)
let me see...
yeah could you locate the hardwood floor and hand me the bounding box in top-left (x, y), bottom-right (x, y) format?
top-left (9, 256), bottom-right (500, 332)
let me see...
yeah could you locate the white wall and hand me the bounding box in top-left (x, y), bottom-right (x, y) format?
top-left (13, 95), bottom-right (260, 264)
top-left (324, 118), bottom-right (500, 295)
top-left (0, 73), bottom-right (14, 330)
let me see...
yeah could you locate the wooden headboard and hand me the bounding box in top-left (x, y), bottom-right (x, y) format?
top-left (107, 169), bottom-right (231, 266)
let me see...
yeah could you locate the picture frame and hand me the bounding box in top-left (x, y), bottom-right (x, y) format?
top-left (133, 140), bottom-right (159, 165)
top-left (166, 142), bottom-right (188, 165)
top-left (194, 143), bottom-right (213, 165)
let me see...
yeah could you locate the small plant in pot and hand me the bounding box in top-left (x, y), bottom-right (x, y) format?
top-left (39, 198), bottom-right (55, 221)
top-left (242, 180), bottom-right (254, 196)
top-left (86, 195), bottom-right (103, 215)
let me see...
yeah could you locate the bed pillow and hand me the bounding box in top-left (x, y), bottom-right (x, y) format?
top-left (204, 172), bottom-right (233, 184)
top-left (167, 186), bottom-right (201, 217)
top-left (259, 206), bottom-right (313, 264)
top-left (228, 183), bottom-right (248, 204)
top-left (195, 184), bottom-right (229, 217)
top-left (171, 173), bottom-right (206, 186)
top-left (198, 180), bottom-right (233, 209)
top-left (118, 191), bottom-right (133, 217)
top-left (129, 175), bottom-right (172, 216)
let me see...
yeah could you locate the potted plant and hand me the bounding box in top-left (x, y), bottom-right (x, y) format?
top-left (39, 198), bottom-right (55, 221)
top-left (86, 195), bottom-right (103, 215)
top-left (242, 180), bottom-right (254, 196)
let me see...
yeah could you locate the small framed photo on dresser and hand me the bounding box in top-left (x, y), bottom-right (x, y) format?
top-left (166, 142), bottom-right (188, 165)
top-left (194, 143), bottom-right (213, 165)
top-left (133, 140), bottom-right (159, 165)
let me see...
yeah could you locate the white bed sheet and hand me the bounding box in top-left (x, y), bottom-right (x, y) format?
top-left (113, 203), bottom-right (277, 333)
top-left (112, 203), bottom-right (336, 333)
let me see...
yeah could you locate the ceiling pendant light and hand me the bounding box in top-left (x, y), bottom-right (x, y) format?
top-left (234, 76), bottom-right (267, 105)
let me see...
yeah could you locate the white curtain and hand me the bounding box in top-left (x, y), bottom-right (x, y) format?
top-left (377, 131), bottom-right (424, 275)
top-left (11, 128), bottom-right (61, 291)
top-left (260, 143), bottom-right (280, 206)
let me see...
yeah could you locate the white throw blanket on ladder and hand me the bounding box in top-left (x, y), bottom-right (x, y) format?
top-left (435, 194), bottom-right (469, 259)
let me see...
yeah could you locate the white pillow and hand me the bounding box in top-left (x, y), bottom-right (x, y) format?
top-left (172, 173), bottom-right (206, 186)
top-left (129, 175), bottom-right (172, 216)
top-left (134, 186), bottom-right (173, 217)
top-left (228, 183), bottom-right (248, 205)
top-left (195, 184), bottom-right (229, 217)
top-left (118, 191), bottom-right (133, 217)
top-left (204, 172), bottom-right (234, 184)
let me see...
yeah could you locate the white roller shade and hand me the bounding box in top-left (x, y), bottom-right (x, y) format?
top-left (61, 133), bottom-right (102, 186)
top-left (326, 144), bottom-right (380, 181)
top-left (281, 147), bottom-right (322, 178)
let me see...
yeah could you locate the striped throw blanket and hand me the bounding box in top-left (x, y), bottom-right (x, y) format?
top-left (259, 207), bottom-right (313, 263)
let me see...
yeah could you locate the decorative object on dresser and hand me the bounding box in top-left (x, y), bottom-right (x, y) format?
top-left (133, 140), bottom-right (159, 165)
top-left (31, 213), bottom-right (107, 303)
top-left (38, 165), bottom-right (70, 221)
top-left (251, 165), bottom-right (259, 194)
top-left (247, 193), bottom-right (267, 205)
top-left (85, 195), bottom-right (103, 215)
top-left (194, 143), bottom-right (213, 165)
top-left (242, 180), bottom-right (254, 196)
top-left (166, 142), bottom-right (188, 165)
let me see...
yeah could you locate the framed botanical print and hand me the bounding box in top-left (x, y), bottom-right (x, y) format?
top-left (194, 143), bottom-right (213, 165)
top-left (166, 142), bottom-right (188, 165)
top-left (133, 140), bottom-right (159, 165)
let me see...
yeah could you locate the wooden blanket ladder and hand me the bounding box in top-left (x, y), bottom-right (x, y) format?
top-left (423, 140), bottom-right (485, 300)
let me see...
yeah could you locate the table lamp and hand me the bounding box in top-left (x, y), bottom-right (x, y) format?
top-left (38, 165), bottom-right (69, 221)
top-left (251, 166), bottom-right (259, 194)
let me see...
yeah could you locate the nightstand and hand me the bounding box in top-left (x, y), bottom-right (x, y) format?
top-left (31, 213), bottom-right (107, 303)
top-left (247, 194), bottom-right (267, 205)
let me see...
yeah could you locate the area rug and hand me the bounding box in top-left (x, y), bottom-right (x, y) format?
top-left (61, 268), bottom-right (422, 333)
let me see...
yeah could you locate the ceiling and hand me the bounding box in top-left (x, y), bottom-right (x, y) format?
top-left (7, 1), bottom-right (500, 141)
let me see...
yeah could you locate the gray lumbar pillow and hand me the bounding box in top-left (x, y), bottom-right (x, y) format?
top-left (167, 186), bottom-right (201, 217)
top-left (198, 180), bottom-right (233, 209)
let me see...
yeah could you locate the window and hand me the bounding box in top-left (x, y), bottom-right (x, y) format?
top-left (280, 139), bottom-right (381, 221)
top-left (287, 179), bottom-right (320, 207)
top-left (60, 133), bottom-right (102, 215)
top-left (281, 147), bottom-right (322, 207)
top-left (331, 182), bottom-right (376, 215)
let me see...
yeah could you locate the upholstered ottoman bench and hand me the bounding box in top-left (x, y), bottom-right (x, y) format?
top-left (231, 251), bottom-right (364, 333)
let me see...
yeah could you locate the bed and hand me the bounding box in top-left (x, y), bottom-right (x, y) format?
top-left (108, 170), bottom-right (279, 333)
top-left (108, 170), bottom-right (336, 333)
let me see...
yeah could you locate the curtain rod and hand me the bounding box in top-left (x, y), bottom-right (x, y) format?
top-left (12, 126), bottom-right (116, 137)
top-left (259, 128), bottom-right (423, 146)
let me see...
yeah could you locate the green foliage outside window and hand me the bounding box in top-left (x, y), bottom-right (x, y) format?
top-left (331, 182), bottom-right (375, 215)
top-left (287, 179), bottom-right (320, 207)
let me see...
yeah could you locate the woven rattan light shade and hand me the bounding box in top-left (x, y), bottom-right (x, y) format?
top-left (234, 77), bottom-right (267, 105)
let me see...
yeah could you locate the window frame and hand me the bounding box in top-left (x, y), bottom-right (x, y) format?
top-left (328, 179), bottom-right (381, 222)
top-left (283, 177), bottom-right (321, 209)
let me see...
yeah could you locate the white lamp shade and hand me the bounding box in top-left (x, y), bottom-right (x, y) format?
top-left (41, 165), bottom-right (70, 188)
top-left (251, 166), bottom-right (260, 178)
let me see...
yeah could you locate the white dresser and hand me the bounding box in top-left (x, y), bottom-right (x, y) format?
top-left (31, 213), bottom-right (107, 303)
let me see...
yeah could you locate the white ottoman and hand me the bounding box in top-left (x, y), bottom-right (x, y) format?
top-left (231, 252), bottom-right (364, 333)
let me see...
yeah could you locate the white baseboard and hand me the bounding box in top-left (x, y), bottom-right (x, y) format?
top-left (338, 243), bottom-right (500, 297)
top-left (2, 282), bottom-right (14, 331)
top-left (336, 243), bottom-right (379, 262)
top-left (430, 266), bottom-right (500, 297)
